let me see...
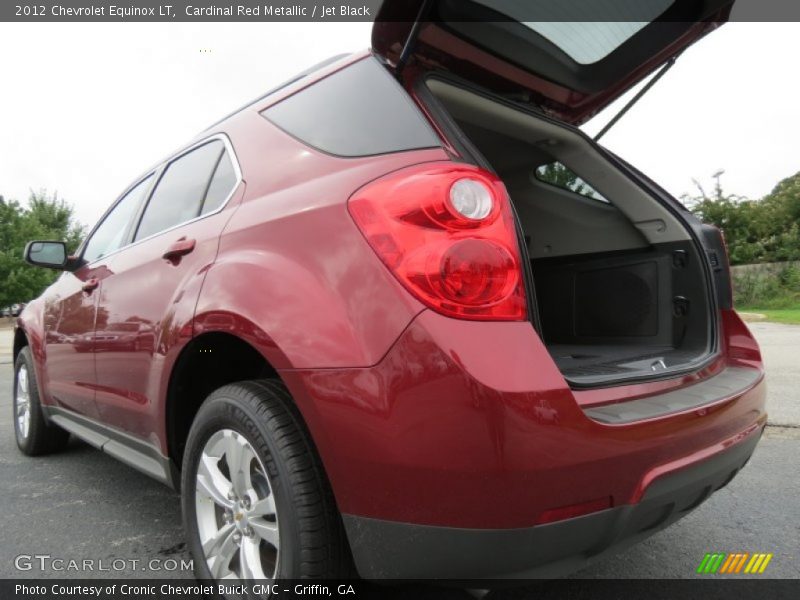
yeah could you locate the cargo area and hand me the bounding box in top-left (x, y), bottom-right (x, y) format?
top-left (424, 77), bottom-right (716, 386)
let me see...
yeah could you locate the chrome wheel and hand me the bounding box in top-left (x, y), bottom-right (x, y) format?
top-left (195, 429), bottom-right (279, 580)
top-left (15, 365), bottom-right (31, 441)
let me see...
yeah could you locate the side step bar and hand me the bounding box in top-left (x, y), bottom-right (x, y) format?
top-left (44, 405), bottom-right (175, 487)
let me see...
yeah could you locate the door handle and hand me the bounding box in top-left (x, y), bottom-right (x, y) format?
top-left (81, 278), bottom-right (99, 293)
top-left (162, 237), bottom-right (196, 261)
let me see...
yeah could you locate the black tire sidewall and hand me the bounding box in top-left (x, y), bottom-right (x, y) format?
top-left (14, 348), bottom-right (46, 454)
top-left (181, 386), bottom-right (303, 582)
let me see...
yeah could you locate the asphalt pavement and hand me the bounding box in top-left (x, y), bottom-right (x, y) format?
top-left (0, 321), bottom-right (797, 592)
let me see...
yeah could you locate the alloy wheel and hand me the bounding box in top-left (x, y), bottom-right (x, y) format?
top-left (15, 365), bottom-right (31, 441)
top-left (195, 428), bottom-right (279, 580)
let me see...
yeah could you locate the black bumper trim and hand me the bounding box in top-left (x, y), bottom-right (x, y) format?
top-left (342, 428), bottom-right (761, 580)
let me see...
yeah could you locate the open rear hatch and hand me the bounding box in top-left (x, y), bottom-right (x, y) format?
top-left (373, 0), bottom-right (734, 124)
top-left (373, 0), bottom-right (735, 387)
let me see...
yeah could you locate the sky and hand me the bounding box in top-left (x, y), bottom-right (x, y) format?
top-left (1, 21), bottom-right (799, 229)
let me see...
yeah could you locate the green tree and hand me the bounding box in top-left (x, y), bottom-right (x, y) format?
top-left (756, 173), bottom-right (800, 262)
top-left (684, 170), bottom-right (800, 265)
top-left (535, 161), bottom-right (591, 196)
top-left (535, 161), bottom-right (613, 204)
top-left (0, 190), bottom-right (85, 307)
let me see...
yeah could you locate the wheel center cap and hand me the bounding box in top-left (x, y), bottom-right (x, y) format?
top-left (233, 503), bottom-right (249, 530)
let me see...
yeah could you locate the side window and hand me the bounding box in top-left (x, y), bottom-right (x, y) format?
top-left (82, 176), bottom-right (153, 263)
top-left (534, 162), bottom-right (609, 203)
top-left (134, 141), bottom-right (225, 241)
top-left (201, 150), bottom-right (237, 215)
top-left (261, 57), bottom-right (440, 157)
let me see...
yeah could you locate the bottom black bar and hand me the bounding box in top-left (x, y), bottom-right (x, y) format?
top-left (2, 579), bottom-right (798, 600)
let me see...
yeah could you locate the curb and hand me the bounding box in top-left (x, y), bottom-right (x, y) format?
top-left (737, 311), bottom-right (767, 322)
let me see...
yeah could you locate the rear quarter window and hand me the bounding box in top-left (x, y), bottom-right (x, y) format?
top-left (534, 161), bottom-right (609, 203)
top-left (261, 57), bottom-right (440, 157)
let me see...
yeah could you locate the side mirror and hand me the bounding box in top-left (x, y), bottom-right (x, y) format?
top-left (24, 241), bottom-right (68, 269)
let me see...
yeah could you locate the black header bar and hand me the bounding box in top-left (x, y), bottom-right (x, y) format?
top-left (4, 0), bottom-right (800, 22)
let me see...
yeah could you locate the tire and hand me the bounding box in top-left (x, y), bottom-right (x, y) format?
top-left (13, 347), bottom-right (70, 455)
top-left (181, 379), bottom-right (352, 581)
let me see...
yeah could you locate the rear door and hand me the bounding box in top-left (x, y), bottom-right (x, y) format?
top-left (373, 0), bottom-right (734, 124)
top-left (91, 135), bottom-right (243, 440)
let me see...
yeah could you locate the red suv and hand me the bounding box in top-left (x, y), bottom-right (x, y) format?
top-left (14, 1), bottom-right (765, 582)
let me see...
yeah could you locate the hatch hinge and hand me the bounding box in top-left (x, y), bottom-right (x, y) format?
top-left (593, 53), bottom-right (681, 142)
top-left (395, 0), bottom-right (432, 80)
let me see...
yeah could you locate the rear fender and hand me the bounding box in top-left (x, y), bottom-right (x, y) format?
top-left (193, 237), bottom-right (421, 370)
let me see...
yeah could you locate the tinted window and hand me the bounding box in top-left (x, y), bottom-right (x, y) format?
top-left (202, 151), bottom-right (237, 215)
top-left (261, 57), bottom-right (440, 157)
top-left (135, 141), bottom-right (224, 241)
top-left (534, 162), bottom-right (609, 203)
top-left (83, 176), bottom-right (152, 263)
top-left (204, 53), bottom-right (348, 131)
top-left (473, 0), bottom-right (674, 64)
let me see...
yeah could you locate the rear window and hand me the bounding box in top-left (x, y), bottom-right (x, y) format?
top-left (202, 151), bottom-right (237, 215)
top-left (451, 0), bottom-right (674, 65)
top-left (473, 0), bottom-right (674, 64)
top-left (135, 140), bottom-right (228, 241)
top-left (520, 22), bottom-right (662, 65)
top-left (261, 57), bottom-right (440, 157)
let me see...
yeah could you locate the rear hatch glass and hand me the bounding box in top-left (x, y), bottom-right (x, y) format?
top-left (373, 0), bottom-right (734, 124)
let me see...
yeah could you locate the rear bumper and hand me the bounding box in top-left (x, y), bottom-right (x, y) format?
top-left (344, 427), bottom-right (761, 579)
top-left (281, 309), bottom-right (766, 578)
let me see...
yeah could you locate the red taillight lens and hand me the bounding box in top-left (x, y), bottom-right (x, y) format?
top-left (348, 163), bottom-right (527, 321)
top-left (709, 224), bottom-right (734, 304)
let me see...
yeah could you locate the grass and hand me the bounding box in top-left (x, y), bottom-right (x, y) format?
top-left (733, 263), bottom-right (800, 324)
top-left (738, 307), bottom-right (800, 325)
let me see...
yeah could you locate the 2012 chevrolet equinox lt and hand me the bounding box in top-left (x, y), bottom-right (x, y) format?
top-left (14, 0), bottom-right (766, 582)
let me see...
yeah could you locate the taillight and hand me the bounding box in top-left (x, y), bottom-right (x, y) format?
top-left (348, 163), bottom-right (527, 321)
top-left (704, 224), bottom-right (734, 309)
